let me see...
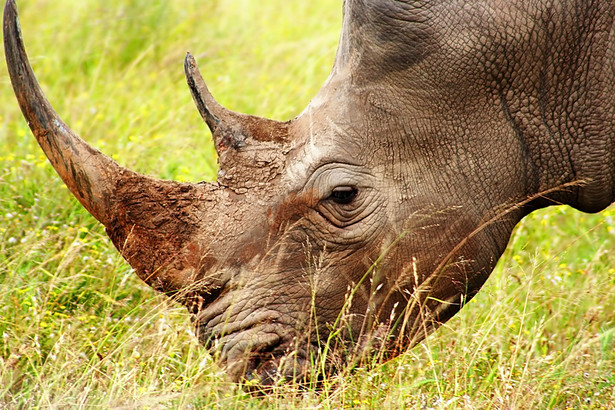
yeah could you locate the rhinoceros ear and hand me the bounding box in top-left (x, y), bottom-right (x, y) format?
top-left (184, 53), bottom-right (290, 157)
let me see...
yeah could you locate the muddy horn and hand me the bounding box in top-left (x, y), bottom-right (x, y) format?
top-left (3, 0), bottom-right (229, 296)
top-left (3, 0), bottom-right (125, 226)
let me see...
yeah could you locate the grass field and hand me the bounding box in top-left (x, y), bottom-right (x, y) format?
top-left (1, 0), bottom-right (614, 407)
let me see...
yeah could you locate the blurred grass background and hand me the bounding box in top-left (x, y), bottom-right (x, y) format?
top-left (0, 0), bottom-right (613, 407)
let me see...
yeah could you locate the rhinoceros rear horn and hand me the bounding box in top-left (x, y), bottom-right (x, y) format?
top-left (184, 53), bottom-right (290, 154)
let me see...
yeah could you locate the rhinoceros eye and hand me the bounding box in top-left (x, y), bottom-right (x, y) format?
top-left (329, 186), bottom-right (358, 205)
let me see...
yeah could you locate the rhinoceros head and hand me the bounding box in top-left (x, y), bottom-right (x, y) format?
top-left (5, 0), bottom-right (614, 383)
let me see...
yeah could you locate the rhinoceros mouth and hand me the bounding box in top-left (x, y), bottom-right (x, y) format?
top-left (201, 323), bottom-right (314, 383)
top-left (193, 297), bottom-right (316, 383)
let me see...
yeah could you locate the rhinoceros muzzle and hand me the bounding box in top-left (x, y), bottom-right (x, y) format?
top-left (193, 291), bottom-right (317, 382)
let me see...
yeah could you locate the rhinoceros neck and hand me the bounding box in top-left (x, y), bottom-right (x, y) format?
top-left (406, 0), bottom-right (615, 215)
top-left (489, 6), bottom-right (615, 214)
top-left (499, 87), bottom-right (615, 214)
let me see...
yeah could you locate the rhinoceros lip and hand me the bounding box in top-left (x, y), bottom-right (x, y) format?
top-left (196, 308), bottom-right (284, 354)
top-left (193, 298), bottom-right (318, 382)
top-left (197, 318), bottom-right (302, 382)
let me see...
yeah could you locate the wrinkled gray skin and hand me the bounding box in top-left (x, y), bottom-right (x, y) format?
top-left (4, 0), bottom-right (615, 383)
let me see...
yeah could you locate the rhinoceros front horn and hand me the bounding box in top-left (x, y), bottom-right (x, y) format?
top-left (3, 0), bottom-right (122, 226)
top-left (3, 0), bottom-right (262, 297)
